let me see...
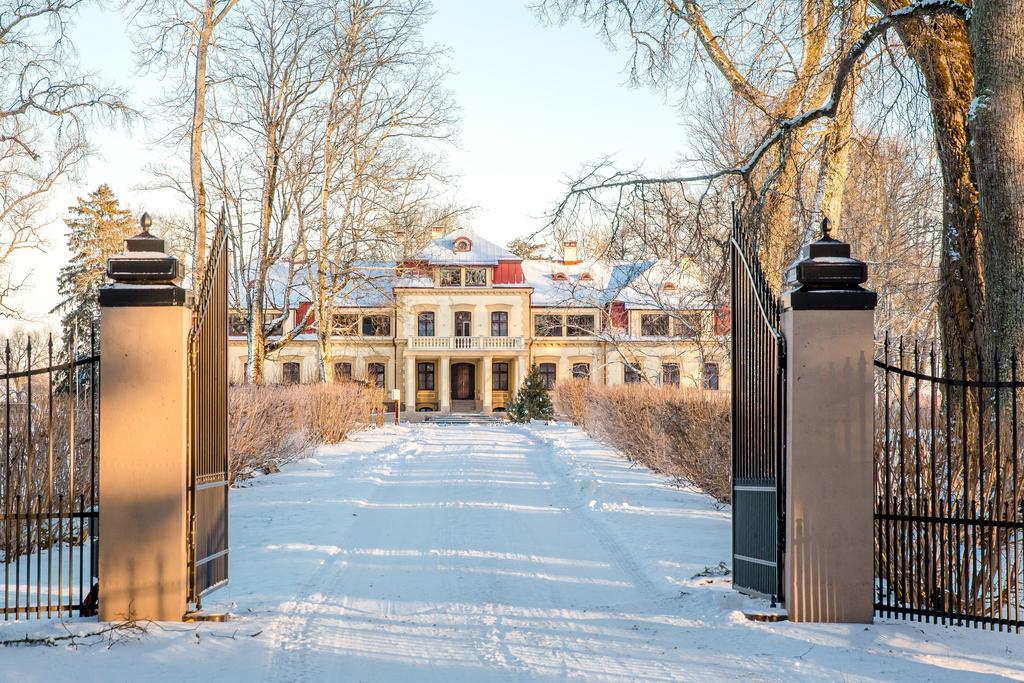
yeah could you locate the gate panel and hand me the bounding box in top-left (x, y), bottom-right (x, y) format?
top-left (1, 331), bottom-right (100, 619)
top-left (188, 215), bottom-right (229, 603)
top-left (730, 217), bottom-right (786, 602)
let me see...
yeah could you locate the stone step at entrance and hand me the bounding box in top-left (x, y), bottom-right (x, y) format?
top-left (450, 399), bottom-right (476, 412)
top-left (425, 413), bottom-right (506, 426)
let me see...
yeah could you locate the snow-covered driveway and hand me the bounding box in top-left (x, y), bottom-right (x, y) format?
top-left (4, 423), bottom-right (1024, 681)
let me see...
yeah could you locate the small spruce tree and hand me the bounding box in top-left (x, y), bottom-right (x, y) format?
top-left (506, 365), bottom-right (554, 423)
top-left (52, 185), bottom-right (136, 349)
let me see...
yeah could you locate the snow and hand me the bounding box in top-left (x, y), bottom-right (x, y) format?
top-left (4, 423), bottom-right (1024, 681)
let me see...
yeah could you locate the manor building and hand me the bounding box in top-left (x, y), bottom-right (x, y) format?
top-left (228, 229), bottom-right (727, 413)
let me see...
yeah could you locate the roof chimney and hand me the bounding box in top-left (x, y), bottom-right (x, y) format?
top-left (561, 240), bottom-right (580, 265)
top-left (431, 226), bottom-right (445, 240)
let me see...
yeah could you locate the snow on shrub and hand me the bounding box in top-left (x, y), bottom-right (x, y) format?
top-left (229, 382), bottom-right (384, 483)
top-left (554, 381), bottom-right (731, 503)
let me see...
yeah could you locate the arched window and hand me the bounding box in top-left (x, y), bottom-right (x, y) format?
top-left (552, 272), bottom-right (569, 282)
top-left (578, 272), bottom-right (593, 282)
top-left (454, 237), bottom-right (472, 252)
top-left (417, 311), bottom-right (435, 336)
top-left (663, 282), bottom-right (677, 292)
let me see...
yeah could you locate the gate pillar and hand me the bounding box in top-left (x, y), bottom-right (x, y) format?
top-left (781, 221), bottom-right (876, 623)
top-left (97, 215), bottom-right (191, 622)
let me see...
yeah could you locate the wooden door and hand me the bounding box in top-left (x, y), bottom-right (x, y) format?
top-left (452, 363), bottom-right (474, 400)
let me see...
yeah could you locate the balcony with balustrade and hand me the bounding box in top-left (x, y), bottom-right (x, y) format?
top-left (407, 336), bottom-right (525, 352)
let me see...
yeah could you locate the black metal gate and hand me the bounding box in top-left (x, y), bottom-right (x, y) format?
top-left (730, 217), bottom-right (787, 602)
top-left (1, 331), bottom-right (100, 619)
top-left (187, 216), bottom-right (229, 606)
top-left (875, 336), bottom-right (1024, 631)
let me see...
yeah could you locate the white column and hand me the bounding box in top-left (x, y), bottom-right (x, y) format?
top-left (482, 356), bottom-right (493, 413)
top-left (515, 356), bottom-right (527, 393)
top-left (439, 356), bottom-right (451, 413)
top-left (405, 354), bottom-right (416, 412)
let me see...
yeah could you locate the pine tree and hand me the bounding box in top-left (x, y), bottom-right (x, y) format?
top-left (506, 365), bottom-right (555, 423)
top-left (53, 185), bottom-right (136, 349)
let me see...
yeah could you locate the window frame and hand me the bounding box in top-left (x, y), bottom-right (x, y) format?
top-left (454, 311), bottom-right (472, 337)
top-left (538, 362), bottom-right (557, 390)
top-left (417, 361), bottom-right (435, 391)
top-left (440, 267), bottom-right (461, 287)
top-left (640, 313), bottom-right (671, 337)
top-left (282, 362), bottom-right (301, 385)
top-left (490, 311), bottom-right (509, 337)
top-left (662, 363), bottom-right (681, 386)
top-left (572, 362), bottom-right (591, 380)
top-left (566, 314), bottom-right (595, 337)
top-left (334, 361), bottom-right (352, 382)
top-left (493, 362), bottom-right (509, 391)
top-left (464, 267), bottom-right (487, 287)
top-left (624, 364), bottom-right (642, 384)
top-left (417, 311), bottom-right (435, 337)
top-left (676, 312), bottom-right (702, 338)
top-left (703, 362), bottom-right (720, 391)
top-left (228, 313), bottom-right (247, 337)
top-left (368, 362), bottom-right (386, 388)
top-left (333, 313), bottom-right (360, 336)
top-left (534, 314), bottom-right (563, 337)
top-left (362, 314), bottom-right (391, 337)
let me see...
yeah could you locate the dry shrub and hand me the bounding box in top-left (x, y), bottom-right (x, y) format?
top-left (229, 382), bottom-right (384, 483)
top-left (554, 380), bottom-right (731, 503)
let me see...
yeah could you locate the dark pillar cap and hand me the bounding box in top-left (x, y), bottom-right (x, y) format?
top-left (782, 219), bottom-right (877, 311)
top-left (99, 213), bottom-right (190, 307)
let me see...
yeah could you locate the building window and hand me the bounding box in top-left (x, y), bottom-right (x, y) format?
top-left (368, 362), bottom-right (386, 388)
top-left (624, 364), bottom-right (642, 384)
top-left (454, 237), bottom-right (472, 252)
top-left (464, 268), bottom-right (486, 287)
top-left (677, 313), bottom-right (702, 338)
top-left (282, 362), bottom-right (300, 384)
top-left (334, 362), bottom-right (352, 381)
top-left (566, 314), bottom-right (595, 336)
top-left (662, 363), bottom-right (680, 386)
top-left (333, 313), bottom-right (359, 336)
top-left (455, 311), bottom-right (472, 337)
top-left (417, 311), bottom-right (435, 336)
top-left (640, 314), bottom-right (670, 337)
top-left (362, 314), bottom-right (391, 336)
top-left (535, 314), bottom-right (563, 337)
top-left (491, 311), bottom-right (508, 337)
top-left (493, 362), bottom-right (509, 391)
top-left (552, 272), bottom-right (569, 282)
top-left (417, 362), bottom-right (435, 391)
top-left (538, 363), bottom-right (557, 389)
top-left (703, 362), bottom-right (720, 391)
top-left (440, 267), bottom-right (461, 286)
top-left (572, 362), bottom-right (590, 380)
top-left (228, 313), bottom-right (247, 336)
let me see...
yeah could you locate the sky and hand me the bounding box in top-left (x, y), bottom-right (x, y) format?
top-left (12, 1), bottom-right (687, 329)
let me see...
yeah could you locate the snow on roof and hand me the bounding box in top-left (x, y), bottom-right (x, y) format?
top-left (414, 228), bottom-right (518, 265)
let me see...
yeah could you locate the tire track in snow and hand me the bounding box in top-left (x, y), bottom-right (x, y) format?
top-left (265, 427), bottom-right (424, 681)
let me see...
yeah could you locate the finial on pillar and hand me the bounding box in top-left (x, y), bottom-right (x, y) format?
top-left (139, 212), bottom-right (153, 235)
top-left (821, 217), bottom-right (831, 239)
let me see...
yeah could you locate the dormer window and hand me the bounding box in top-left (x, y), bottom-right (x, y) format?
top-left (552, 272), bottom-right (569, 282)
top-left (579, 272), bottom-right (593, 282)
top-left (663, 282), bottom-right (677, 292)
top-left (453, 237), bottom-right (472, 253)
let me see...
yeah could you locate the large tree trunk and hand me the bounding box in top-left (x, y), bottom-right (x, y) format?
top-left (887, 11), bottom-right (985, 366)
top-left (970, 0), bottom-right (1024, 361)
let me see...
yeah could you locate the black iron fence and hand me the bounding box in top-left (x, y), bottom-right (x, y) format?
top-left (730, 216), bottom-right (787, 603)
top-left (875, 335), bottom-right (1024, 631)
top-left (1, 330), bottom-right (99, 620)
top-left (187, 215), bottom-right (230, 606)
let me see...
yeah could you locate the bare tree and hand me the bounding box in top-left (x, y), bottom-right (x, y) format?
top-left (127, 0), bottom-right (239, 276)
top-left (0, 0), bottom-right (129, 318)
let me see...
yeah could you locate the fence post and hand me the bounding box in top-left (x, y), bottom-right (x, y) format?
top-left (97, 214), bottom-right (191, 622)
top-left (781, 220), bottom-right (877, 622)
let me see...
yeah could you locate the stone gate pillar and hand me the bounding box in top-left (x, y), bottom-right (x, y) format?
top-left (97, 215), bottom-right (191, 622)
top-left (782, 221), bottom-right (877, 623)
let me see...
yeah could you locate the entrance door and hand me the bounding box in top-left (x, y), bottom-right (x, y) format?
top-left (451, 362), bottom-right (475, 400)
